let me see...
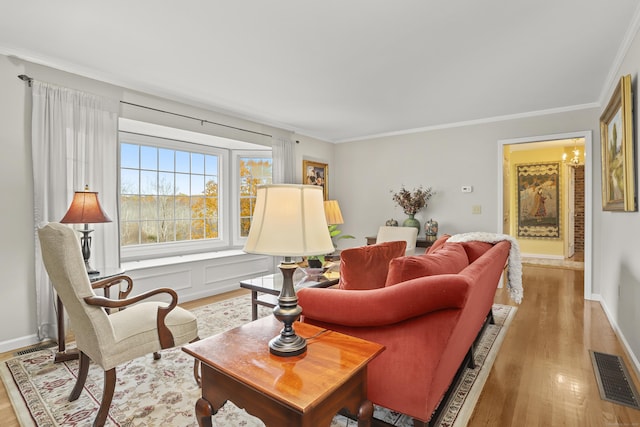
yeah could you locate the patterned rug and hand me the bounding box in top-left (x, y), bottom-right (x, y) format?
top-left (1, 294), bottom-right (516, 427)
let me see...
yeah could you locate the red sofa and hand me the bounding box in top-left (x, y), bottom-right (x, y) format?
top-left (297, 237), bottom-right (510, 426)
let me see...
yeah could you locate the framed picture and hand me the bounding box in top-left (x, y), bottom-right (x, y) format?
top-left (516, 162), bottom-right (560, 239)
top-left (600, 74), bottom-right (636, 211)
top-left (303, 160), bottom-right (328, 200)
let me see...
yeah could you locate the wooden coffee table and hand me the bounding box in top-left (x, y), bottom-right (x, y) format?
top-left (182, 315), bottom-right (384, 427)
top-left (240, 272), bottom-right (339, 320)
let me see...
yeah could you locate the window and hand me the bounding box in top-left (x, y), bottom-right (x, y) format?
top-left (238, 155), bottom-right (273, 237)
top-left (120, 140), bottom-right (220, 246)
top-left (119, 121), bottom-right (271, 260)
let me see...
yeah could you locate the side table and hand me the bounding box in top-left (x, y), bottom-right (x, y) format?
top-left (366, 235), bottom-right (435, 248)
top-left (54, 267), bottom-right (125, 363)
top-left (240, 271), bottom-right (339, 321)
top-left (183, 315), bottom-right (385, 427)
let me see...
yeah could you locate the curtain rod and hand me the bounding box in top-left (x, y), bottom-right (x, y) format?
top-left (120, 101), bottom-right (272, 138)
top-left (18, 74), bottom-right (33, 87)
top-left (17, 75), bottom-right (271, 138)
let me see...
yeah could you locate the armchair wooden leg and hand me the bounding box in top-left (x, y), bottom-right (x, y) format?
top-left (94, 368), bottom-right (116, 427)
top-left (70, 351), bottom-right (90, 401)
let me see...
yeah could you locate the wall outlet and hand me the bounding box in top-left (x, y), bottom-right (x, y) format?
top-left (472, 205), bottom-right (482, 214)
top-left (461, 185), bottom-right (473, 193)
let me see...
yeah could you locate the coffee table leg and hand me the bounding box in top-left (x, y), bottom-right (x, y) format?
top-left (195, 397), bottom-right (214, 427)
top-left (357, 399), bottom-right (373, 427)
top-left (251, 290), bottom-right (258, 320)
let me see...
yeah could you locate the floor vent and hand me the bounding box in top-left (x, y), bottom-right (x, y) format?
top-left (590, 350), bottom-right (640, 409)
top-left (14, 342), bottom-right (56, 356)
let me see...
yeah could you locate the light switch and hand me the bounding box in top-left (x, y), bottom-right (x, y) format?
top-left (461, 186), bottom-right (473, 193)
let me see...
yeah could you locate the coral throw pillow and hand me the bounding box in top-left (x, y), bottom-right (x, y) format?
top-left (338, 241), bottom-right (407, 290)
top-left (425, 234), bottom-right (451, 254)
top-left (460, 241), bottom-right (494, 263)
top-left (385, 242), bottom-right (469, 286)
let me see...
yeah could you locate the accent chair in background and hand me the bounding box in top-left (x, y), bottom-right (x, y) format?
top-left (376, 226), bottom-right (419, 255)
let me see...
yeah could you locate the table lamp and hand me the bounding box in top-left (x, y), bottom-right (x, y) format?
top-left (60, 185), bottom-right (112, 275)
top-left (323, 200), bottom-right (344, 225)
top-left (244, 184), bottom-right (334, 357)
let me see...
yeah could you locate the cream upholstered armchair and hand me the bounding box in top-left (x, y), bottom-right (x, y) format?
top-left (376, 226), bottom-right (419, 255)
top-left (37, 222), bottom-right (199, 427)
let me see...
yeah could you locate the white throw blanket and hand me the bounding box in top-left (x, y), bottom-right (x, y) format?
top-left (447, 232), bottom-right (523, 304)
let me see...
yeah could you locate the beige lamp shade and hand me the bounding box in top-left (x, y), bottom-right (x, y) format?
top-left (243, 184), bottom-right (334, 257)
top-left (323, 200), bottom-right (344, 225)
top-left (60, 187), bottom-right (112, 224)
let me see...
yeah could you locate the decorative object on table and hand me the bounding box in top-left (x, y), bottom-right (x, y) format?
top-left (60, 185), bottom-right (112, 274)
top-left (243, 184), bottom-right (334, 357)
top-left (425, 218), bottom-right (439, 242)
top-left (600, 74), bottom-right (636, 212)
top-left (385, 218), bottom-right (398, 226)
top-left (307, 257), bottom-right (324, 268)
top-left (391, 185), bottom-right (435, 231)
top-left (516, 162), bottom-right (560, 239)
top-left (323, 200), bottom-right (355, 248)
top-left (303, 159), bottom-right (329, 200)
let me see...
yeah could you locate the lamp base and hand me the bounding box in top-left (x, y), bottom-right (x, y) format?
top-left (269, 333), bottom-right (307, 357)
top-left (270, 261), bottom-right (307, 357)
top-left (78, 226), bottom-right (99, 275)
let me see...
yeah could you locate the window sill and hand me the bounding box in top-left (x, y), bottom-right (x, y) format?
top-left (122, 249), bottom-right (263, 272)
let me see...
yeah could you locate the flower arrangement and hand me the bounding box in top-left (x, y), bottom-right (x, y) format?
top-left (391, 185), bottom-right (435, 215)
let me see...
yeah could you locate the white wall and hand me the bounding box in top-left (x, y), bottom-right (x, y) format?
top-left (332, 109), bottom-right (600, 249)
top-left (0, 55), bottom-right (38, 350)
top-left (596, 27), bottom-right (640, 370)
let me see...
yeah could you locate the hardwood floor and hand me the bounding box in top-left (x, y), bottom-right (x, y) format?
top-left (1, 268), bottom-right (639, 426)
top-left (472, 265), bottom-right (640, 426)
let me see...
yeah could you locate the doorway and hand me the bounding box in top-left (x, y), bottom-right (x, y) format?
top-left (497, 131), bottom-right (593, 300)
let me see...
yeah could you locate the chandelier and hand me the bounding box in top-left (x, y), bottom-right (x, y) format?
top-left (562, 139), bottom-right (583, 166)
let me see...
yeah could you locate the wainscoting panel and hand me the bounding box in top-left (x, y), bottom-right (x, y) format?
top-left (204, 255), bottom-right (271, 285)
top-left (127, 268), bottom-right (193, 293)
top-left (124, 252), bottom-right (274, 303)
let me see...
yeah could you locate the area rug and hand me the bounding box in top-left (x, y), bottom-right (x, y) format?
top-left (1, 294), bottom-right (516, 427)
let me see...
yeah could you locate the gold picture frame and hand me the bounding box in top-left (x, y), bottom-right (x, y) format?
top-left (303, 160), bottom-right (328, 200)
top-left (600, 74), bottom-right (636, 211)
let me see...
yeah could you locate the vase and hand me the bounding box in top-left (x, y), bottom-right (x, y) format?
top-left (402, 214), bottom-right (420, 231)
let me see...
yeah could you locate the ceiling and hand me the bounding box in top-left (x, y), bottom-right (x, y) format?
top-left (1, 1), bottom-right (639, 143)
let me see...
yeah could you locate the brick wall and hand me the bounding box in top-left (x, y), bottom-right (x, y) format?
top-left (574, 166), bottom-right (585, 253)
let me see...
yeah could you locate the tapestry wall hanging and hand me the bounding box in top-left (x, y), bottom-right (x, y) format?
top-left (517, 162), bottom-right (560, 239)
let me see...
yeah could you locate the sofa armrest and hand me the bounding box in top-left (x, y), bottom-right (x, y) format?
top-left (298, 274), bottom-right (470, 327)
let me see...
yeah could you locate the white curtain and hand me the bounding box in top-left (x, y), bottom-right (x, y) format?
top-left (272, 136), bottom-right (295, 184)
top-left (31, 81), bottom-right (119, 341)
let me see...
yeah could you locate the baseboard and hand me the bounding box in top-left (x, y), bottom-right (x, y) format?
top-left (521, 253), bottom-right (564, 260)
top-left (0, 333), bottom-right (41, 354)
top-left (598, 298), bottom-right (640, 382)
